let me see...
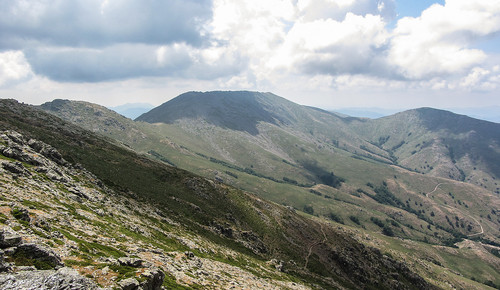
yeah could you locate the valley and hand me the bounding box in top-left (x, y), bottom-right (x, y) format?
top-left (0, 91), bottom-right (498, 289)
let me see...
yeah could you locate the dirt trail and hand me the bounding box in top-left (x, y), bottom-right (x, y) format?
top-left (441, 204), bottom-right (484, 237)
top-left (304, 223), bottom-right (328, 270)
top-left (425, 182), bottom-right (484, 237)
top-left (426, 182), bottom-right (446, 197)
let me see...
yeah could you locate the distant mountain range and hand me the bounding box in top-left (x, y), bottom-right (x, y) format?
top-left (37, 91), bottom-right (500, 288)
top-left (332, 107), bottom-right (500, 123)
top-left (109, 103), bottom-right (155, 119)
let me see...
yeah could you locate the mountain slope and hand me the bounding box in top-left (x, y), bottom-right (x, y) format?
top-left (137, 91), bottom-right (298, 135)
top-left (40, 94), bottom-right (500, 243)
top-left (349, 108), bottom-right (500, 191)
top-left (0, 99), bottom-right (442, 289)
top-left (38, 94), bottom-right (500, 288)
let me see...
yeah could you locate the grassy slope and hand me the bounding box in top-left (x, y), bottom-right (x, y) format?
top-left (0, 99), bottom-right (443, 289)
top-left (38, 98), bottom-right (500, 287)
top-left (348, 108), bottom-right (500, 192)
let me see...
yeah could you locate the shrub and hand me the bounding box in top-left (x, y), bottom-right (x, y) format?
top-left (382, 225), bottom-right (394, 236)
top-left (327, 212), bottom-right (344, 224)
top-left (370, 217), bottom-right (385, 227)
top-left (349, 215), bottom-right (360, 225)
top-left (303, 205), bottom-right (314, 215)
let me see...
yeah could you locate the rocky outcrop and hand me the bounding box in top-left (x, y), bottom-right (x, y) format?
top-left (1, 162), bottom-right (31, 176)
top-left (0, 267), bottom-right (98, 289)
top-left (117, 268), bottom-right (164, 290)
top-left (14, 243), bottom-right (63, 270)
top-left (118, 277), bottom-right (140, 290)
top-left (0, 227), bottom-right (22, 249)
top-left (118, 257), bottom-right (143, 268)
top-left (137, 268), bottom-right (165, 290)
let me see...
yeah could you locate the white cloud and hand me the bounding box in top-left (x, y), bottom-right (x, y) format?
top-left (0, 0), bottom-right (212, 49)
top-left (1, 0), bottom-right (500, 109)
top-left (271, 12), bottom-right (389, 76)
top-left (0, 50), bottom-right (33, 86)
top-left (296, 0), bottom-right (396, 21)
top-left (389, 0), bottom-right (500, 79)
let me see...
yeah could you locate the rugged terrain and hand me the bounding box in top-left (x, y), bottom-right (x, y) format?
top-left (37, 92), bottom-right (500, 288)
top-left (0, 99), bottom-right (452, 289)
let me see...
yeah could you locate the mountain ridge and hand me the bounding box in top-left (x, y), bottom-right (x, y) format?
top-left (0, 98), bottom-right (444, 289)
top-left (35, 93), bottom-right (500, 288)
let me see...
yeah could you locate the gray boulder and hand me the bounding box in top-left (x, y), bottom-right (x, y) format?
top-left (0, 227), bottom-right (22, 248)
top-left (0, 267), bottom-right (98, 289)
top-left (14, 243), bottom-right (63, 269)
top-left (118, 257), bottom-right (143, 268)
top-left (138, 268), bottom-right (165, 290)
top-left (118, 277), bottom-right (139, 290)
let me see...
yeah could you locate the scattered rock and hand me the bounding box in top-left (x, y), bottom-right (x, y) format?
top-left (138, 268), bottom-right (165, 290)
top-left (0, 227), bottom-right (22, 248)
top-left (14, 243), bottom-right (63, 269)
top-left (0, 267), bottom-right (98, 289)
top-left (1, 162), bottom-right (30, 176)
top-left (118, 257), bottom-right (143, 268)
top-left (118, 277), bottom-right (139, 290)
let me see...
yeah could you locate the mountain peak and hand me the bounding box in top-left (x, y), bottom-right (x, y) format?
top-left (136, 91), bottom-right (295, 135)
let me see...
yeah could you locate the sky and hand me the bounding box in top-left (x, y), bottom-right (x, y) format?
top-left (1, 0), bottom-right (500, 113)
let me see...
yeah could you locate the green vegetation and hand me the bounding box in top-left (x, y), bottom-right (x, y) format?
top-left (349, 215), bottom-right (360, 225)
top-left (0, 94), bottom-right (497, 289)
top-left (9, 250), bottom-right (56, 270)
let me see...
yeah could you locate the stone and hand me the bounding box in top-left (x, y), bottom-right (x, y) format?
top-left (16, 266), bottom-right (36, 271)
top-left (139, 268), bottom-right (165, 290)
top-left (0, 267), bottom-right (98, 289)
top-left (118, 277), bottom-right (140, 290)
top-left (118, 257), bottom-right (143, 268)
top-left (0, 227), bottom-right (22, 248)
top-left (12, 208), bottom-right (30, 223)
top-left (1, 162), bottom-right (30, 176)
top-left (14, 243), bottom-right (63, 269)
top-left (0, 250), bottom-right (11, 273)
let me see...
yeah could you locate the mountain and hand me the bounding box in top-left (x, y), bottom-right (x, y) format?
top-left (137, 91), bottom-right (294, 135)
top-left (349, 107), bottom-right (500, 190)
top-left (109, 103), bottom-right (154, 119)
top-left (39, 93), bottom-right (500, 288)
top-left (0, 99), bottom-right (442, 289)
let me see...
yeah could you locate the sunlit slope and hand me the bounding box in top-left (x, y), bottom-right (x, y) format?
top-left (38, 93), bottom-right (500, 288)
top-left (349, 108), bottom-right (500, 191)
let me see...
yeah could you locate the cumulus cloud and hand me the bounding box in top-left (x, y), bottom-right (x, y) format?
top-left (0, 0), bottom-right (249, 83)
top-left (296, 0), bottom-right (396, 22)
top-left (0, 50), bottom-right (33, 86)
top-left (0, 0), bottom-right (212, 49)
top-left (271, 13), bottom-right (391, 77)
top-left (389, 0), bottom-right (500, 79)
top-left (25, 43), bottom-right (245, 82)
top-left (1, 0), bottom-right (500, 105)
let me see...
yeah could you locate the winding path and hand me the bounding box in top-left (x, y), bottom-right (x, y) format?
top-left (304, 223), bottom-right (328, 270)
top-left (426, 182), bottom-right (446, 198)
top-left (425, 182), bottom-right (484, 237)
